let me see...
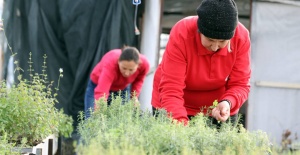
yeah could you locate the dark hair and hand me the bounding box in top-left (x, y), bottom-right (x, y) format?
top-left (119, 46), bottom-right (140, 64)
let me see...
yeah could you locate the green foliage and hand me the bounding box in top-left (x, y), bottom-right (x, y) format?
top-left (0, 53), bottom-right (73, 147)
top-left (76, 97), bottom-right (272, 155)
top-left (0, 130), bottom-right (19, 154)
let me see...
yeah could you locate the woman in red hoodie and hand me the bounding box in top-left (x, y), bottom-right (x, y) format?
top-left (151, 0), bottom-right (251, 125)
top-left (85, 46), bottom-right (149, 118)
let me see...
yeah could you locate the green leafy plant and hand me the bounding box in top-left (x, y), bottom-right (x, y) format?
top-left (0, 53), bottom-right (73, 147)
top-left (76, 96), bottom-right (272, 155)
top-left (0, 130), bottom-right (19, 154)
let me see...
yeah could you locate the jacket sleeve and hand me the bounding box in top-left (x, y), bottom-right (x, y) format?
top-left (159, 24), bottom-right (189, 123)
top-left (94, 66), bottom-right (115, 101)
top-left (220, 37), bottom-right (251, 114)
top-left (131, 58), bottom-right (150, 97)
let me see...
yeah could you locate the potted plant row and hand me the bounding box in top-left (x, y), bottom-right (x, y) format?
top-left (76, 96), bottom-right (273, 155)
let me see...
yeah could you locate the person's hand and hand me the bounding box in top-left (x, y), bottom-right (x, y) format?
top-left (133, 97), bottom-right (140, 107)
top-left (211, 101), bottom-right (230, 122)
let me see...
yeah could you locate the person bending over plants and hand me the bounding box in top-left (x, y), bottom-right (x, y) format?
top-left (151, 0), bottom-right (251, 126)
top-left (84, 46), bottom-right (150, 118)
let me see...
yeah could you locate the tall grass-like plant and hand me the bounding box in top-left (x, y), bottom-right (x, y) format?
top-left (0, 53), bottom-right (73, 147)
top-left (76, 96), bottom-right (272, 155)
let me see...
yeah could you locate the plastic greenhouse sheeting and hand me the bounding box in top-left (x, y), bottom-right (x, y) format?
top-left (2, 0), bottom-right (144, 128)
top-left (248, 0), bottom-right (300, 145)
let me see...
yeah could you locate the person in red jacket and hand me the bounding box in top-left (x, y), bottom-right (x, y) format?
top-left (151, 0), bottom-right (251, 125)
top-left (85, 46), bottom-right (150, 118)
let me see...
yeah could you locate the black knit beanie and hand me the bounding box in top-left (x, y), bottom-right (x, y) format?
top-left (197, 0), bottom-right (238, 40)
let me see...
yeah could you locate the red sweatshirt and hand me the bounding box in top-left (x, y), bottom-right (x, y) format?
top-left (90, 49), bottom-right (150, 100)
top-left (151, 16), bottom-right (251, 122)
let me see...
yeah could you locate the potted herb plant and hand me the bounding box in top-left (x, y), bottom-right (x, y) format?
top-left (0, 53), bottom-right (73, 154)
